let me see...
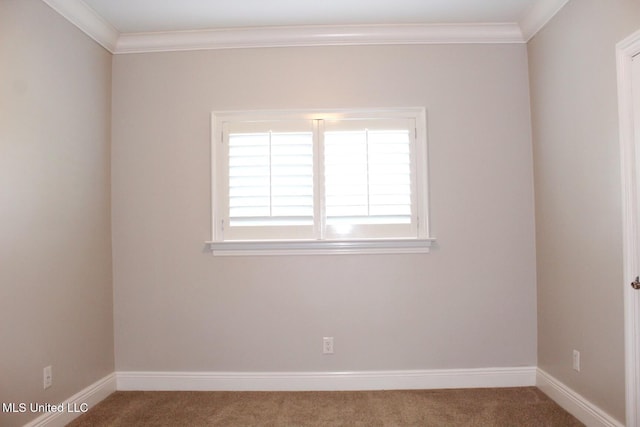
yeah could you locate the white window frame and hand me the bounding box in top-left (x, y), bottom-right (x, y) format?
top-left (207, 108), bottom-right (435, 255)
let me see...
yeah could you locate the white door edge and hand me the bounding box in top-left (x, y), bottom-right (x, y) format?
top-left (617, 28), bottom-right (640, 427)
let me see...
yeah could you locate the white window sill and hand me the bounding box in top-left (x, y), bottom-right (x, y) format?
top-left (206, 238), bottom-right (436, 256)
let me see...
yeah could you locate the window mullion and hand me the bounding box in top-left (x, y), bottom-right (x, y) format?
top-left (219, 122), bottom-right (229, 241)
top-left (315, 119), bottom-right (326, 240)
top-left (268, 130), bottom-right (273, 218)
top-left (365, 128), bottom-right (370, 217)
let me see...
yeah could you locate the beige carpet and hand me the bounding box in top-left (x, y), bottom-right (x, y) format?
top-left (66, 387), bottom-right (583, 426)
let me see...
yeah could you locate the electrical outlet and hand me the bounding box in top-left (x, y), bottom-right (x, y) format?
top-left (43, 365), bottom-right (52, 389)
top-left (572, 350), bottom-right (580, 372)
top-left (323, 337), bottom-right (334, 354)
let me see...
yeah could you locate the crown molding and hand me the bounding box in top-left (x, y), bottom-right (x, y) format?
top-left (114, 23), bottom-right (523, 54)
top-left (519, 0), bottom-right (570, 41)
top-left (42, 0), bottom-right (118, 52)
top-left (42, 0), bottom-right (572, 54)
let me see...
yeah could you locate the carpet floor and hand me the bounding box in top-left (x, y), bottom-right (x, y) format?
top-left (65, 387), bottom-right (583, 426)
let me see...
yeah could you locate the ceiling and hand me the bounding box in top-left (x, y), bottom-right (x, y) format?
top-left (82, 0), bottom-right (538, 34)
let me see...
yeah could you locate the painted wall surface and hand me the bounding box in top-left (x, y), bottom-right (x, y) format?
top-left (528, 0), bottom-right (640, 422)
top-left (112, 44), bottom-right (537, 373)
top-left (0, 1), bottom-right (114, 426)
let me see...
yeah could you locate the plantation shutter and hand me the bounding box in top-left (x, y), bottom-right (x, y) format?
top-left (222, 120), bottom-right (316, 240)
top-left (214, 112), bottom-right (424, 243)
top-left (322, 118), bottom-right (417, 239)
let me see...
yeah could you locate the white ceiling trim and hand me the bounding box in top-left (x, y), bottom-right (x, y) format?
top-left (518, 0), bottom-right (570, 41)
top-left (41, 0), bottom-right (119, 52)
top-left (116, 24), bottom-right (523, 54)
top-left (41, 0), bottom-right (570, 54)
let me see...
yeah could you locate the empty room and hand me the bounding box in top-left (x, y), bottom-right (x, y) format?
top-left (2, 0), bottom-right (640, 426)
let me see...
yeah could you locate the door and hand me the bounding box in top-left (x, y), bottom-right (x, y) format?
top-left (618, 29), bottom-right (640, 427)
top-left (630, 52), bottom-right (640, 427)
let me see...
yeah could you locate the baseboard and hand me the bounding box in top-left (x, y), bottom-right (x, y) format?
top-left (116, 366), bottom-right (536, 391)
top-left (536, 369), bottom-right (623, 427)
top-left (15, 367), bottom-right (624, 427)
top-left (23, 373), bottom-right (116, 427)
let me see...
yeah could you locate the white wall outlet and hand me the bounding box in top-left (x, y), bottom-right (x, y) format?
top-left (572, 350), bottom-right (580, 372)
top-left (323, 337), bottom-right (334, 354)
top-left (43, 365), bottom-right (52, 389)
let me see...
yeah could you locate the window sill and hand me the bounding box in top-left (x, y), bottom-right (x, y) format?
top-left (206, 238), bottom-right (436, 256)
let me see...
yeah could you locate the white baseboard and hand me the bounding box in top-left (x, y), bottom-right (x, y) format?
top-left (116, 366), bottom-right (536, 391)
top-left (15, 367), bottom-right (624, 427)
top-left (536, 369), bottom-right (623, 427)
top-left (23, 373), bottom-right (116, 427)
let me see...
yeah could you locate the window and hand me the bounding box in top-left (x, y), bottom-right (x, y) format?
top-left (209, 109), bottom-right (434, 255)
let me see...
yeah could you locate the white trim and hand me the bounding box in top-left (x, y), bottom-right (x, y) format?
top-left (116, 367), bottom-right (535, 391)
top-left (40, 0), bottom-right (119, 53)
top-left (212, 108), bottom-right (429, 122)
top-left (617, 28), bottom-right (640, 427)
top-left (536, 369), bottom-right (623, 427)
top-left (40, 1), bottom-right (577, 53)
top-left (114, 23), bottom-right (523, 53)
top-left (206, 238), bottom-right (436, 256)
top-left (42, 0), bottom-right (585, 53)
top-left (23, 373), bottom-right (116, 427)
top-left (518, 0), bottom-right (570, 42)
top-left (210, 108), bottom-right (434, 251)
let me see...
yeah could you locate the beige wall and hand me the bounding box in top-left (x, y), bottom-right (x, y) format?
top-left (528, 0), bottom-right (640, 422)
top-left (112, 44), bottom-right (537, 372)
top-left (0, 1), bottom-right (114, 426)
top-left (4, 0), bottom-right (638, 422)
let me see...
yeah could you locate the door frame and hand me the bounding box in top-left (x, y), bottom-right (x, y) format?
top-left (617, 28), bottom-right (640, 427)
